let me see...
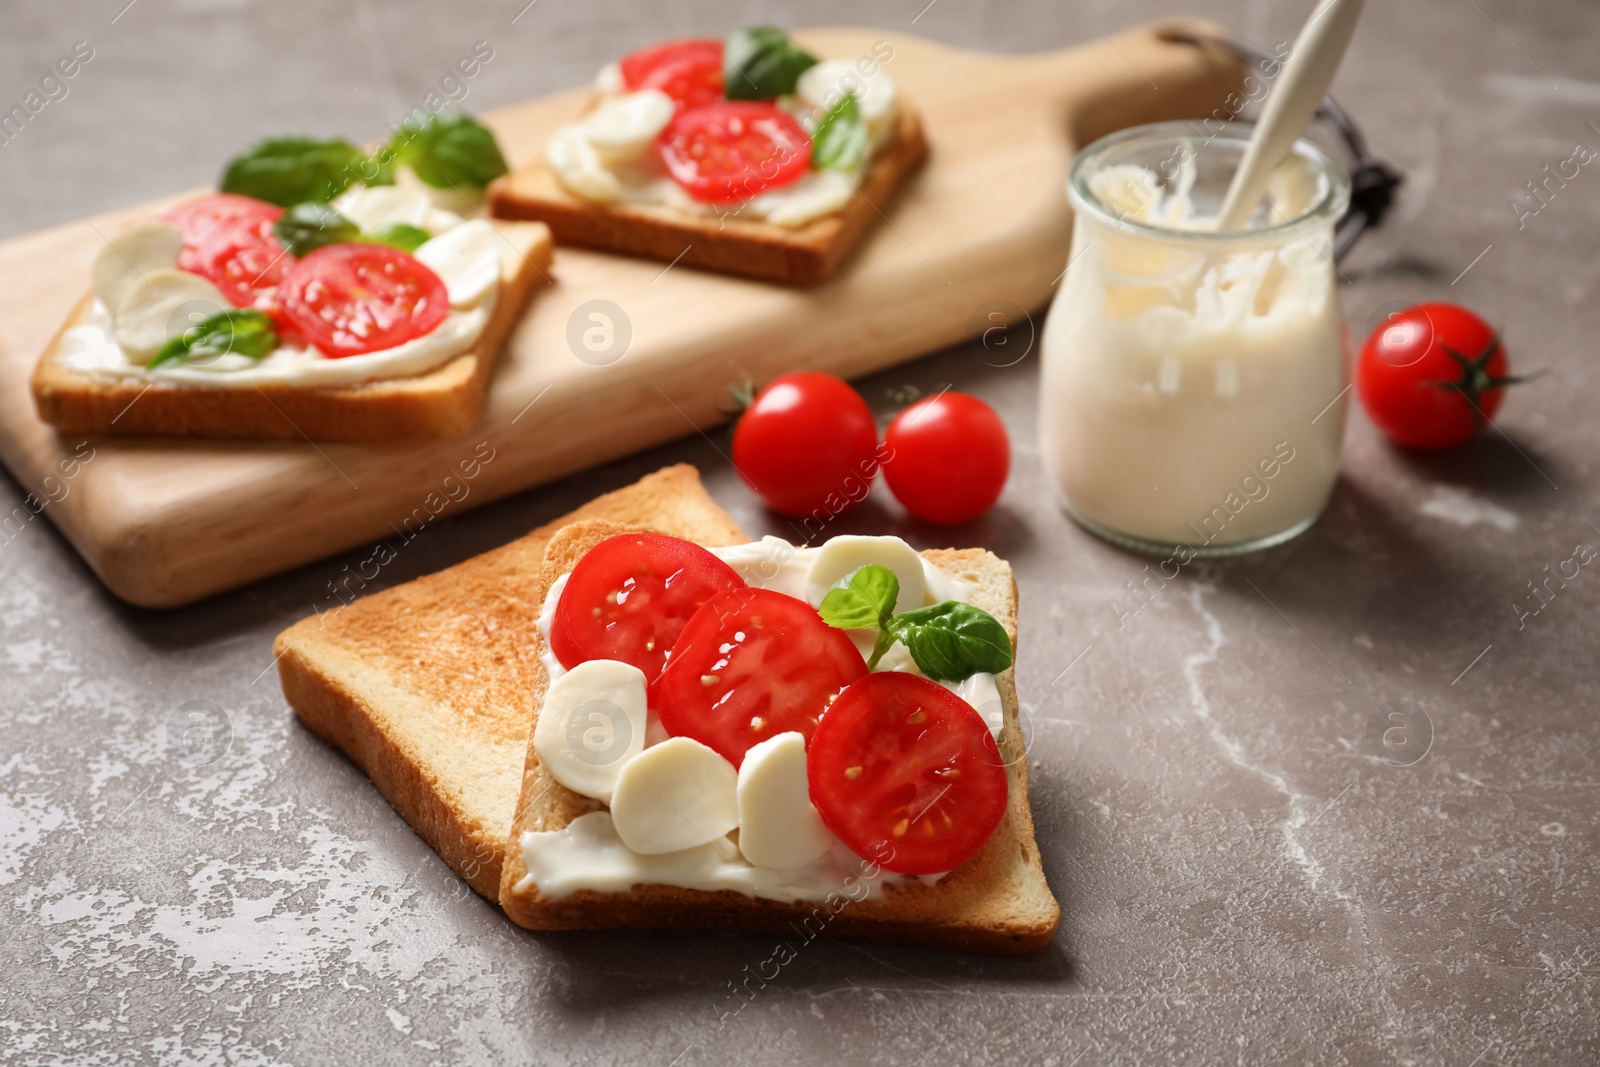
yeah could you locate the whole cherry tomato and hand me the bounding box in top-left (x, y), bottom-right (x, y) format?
top-left (1356, 302), bottom-right (1528, 449)
top-left (881, 392), bottom-right (1010, 524)
top-left (732, 372), bottom-right (879, 517)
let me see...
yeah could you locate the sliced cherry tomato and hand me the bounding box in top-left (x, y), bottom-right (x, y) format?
top-left (279, 243), bottom-right (450, 357)
top-left (268, 310), bottom-right (310, 351)
top-left (657, 101), bottom-right (811, 204)
top-left (882, 392), bottom-right (1010, 524)
top-left (654, 588), bottom-right (867, 766)
top-left (732, 372), bottom-right (879, 517)
top-left (807, 673), bottom-right (1007, 875)
top-left (619, 38), bottom-right (725, 111)
top-left (550, 533), bottom-right (745, 680)
top-left (190, 221), bottom-right (294, 311)
top-left (1356, 302), bottom-right (1526, 449)
top-left (161, 193), bottom-right (282, 259)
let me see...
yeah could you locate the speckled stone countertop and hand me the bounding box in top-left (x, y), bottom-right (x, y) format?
top-left (2, 1), bottom-right (1596, 1064)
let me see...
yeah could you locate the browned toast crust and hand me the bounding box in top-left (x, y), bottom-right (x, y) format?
top-left (274, 465), bottom-right (747, 899)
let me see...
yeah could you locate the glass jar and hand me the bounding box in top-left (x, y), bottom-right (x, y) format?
top-left (1039, 121), bottom-right (1352, 556)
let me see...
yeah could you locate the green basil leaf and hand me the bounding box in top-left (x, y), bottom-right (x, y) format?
top-left (887, 601), bottom-right (1014, 681)
top-left (148, 310), bottom-right (277, 370)
top-left (724, 26), bottom-right (818, 100)
top-left (390, 112), bottom-right (509, 190)
top-left (273, 202), bottom-right (360, 257)
top-left (812, 92), bottom-right (868, 171)
top-left (818, 563), bottom-right (900, 631)
top-left (361, 221), bottom-right (431, 253)
top-left (220, 136), bottom-right (373, 206)
top-left (361, 150), bottom-right (398, 187)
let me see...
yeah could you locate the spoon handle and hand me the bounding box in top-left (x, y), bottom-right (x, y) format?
top-left (1216, 0), bottom-right (1365, 230)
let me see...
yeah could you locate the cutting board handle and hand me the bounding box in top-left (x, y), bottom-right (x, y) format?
top-left (1022, 19), bottom-right (1249, 150)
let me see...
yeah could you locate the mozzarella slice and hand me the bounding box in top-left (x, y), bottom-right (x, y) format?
top-left (710, 536), bottom-right (812, 595)
top-left (798, 59), bottom-right (899, 142)
top-left (423, 206), bottom-right (466, 234)
top-left (546, 124), bottom-right (623, 203)
top-left (749, 169), bottom-right (858, 228)
top-left (735, 732), bottom-right (834, 872)
top-left (580, 89), bottom-right (675, 165)
top-left (805, 535), bottom-right (928, 616)
top-left (331, 183), bottom-right (431, 233)
top-left (92, 223), bottom-right (183, 312)
top-left (112, 269), bottom-right (231, 363)
top-left (532, 659), bottom-right (649, 802)
top-left (387, 165), bottom-right (479, 225)
top-left (609, 737), bottom-right (739, 854)
top-left (594, 61), bottom-right (626, 95)
top-left (414, 219), bottom-right (500, 310)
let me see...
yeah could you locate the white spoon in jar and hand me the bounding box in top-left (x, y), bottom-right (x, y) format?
top-left (1215, 0), bottom-right (1366, 230)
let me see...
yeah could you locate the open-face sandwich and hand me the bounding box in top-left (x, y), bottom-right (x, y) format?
top-left (489, 28), bottom-right (927, 285)
top-left (33, 113), bottom-right (551, 440)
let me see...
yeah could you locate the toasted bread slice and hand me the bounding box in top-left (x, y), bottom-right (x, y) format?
top-left (274, 465), bottom-right (747, 899)
top-left (488, 106), bottom-right (928, 286)
top-left (498, 519), bottom-right (1060, 955)
top-left (30, 220), bottom-right (553, 441)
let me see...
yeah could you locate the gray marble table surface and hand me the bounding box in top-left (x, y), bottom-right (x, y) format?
top-left (1, 1), bottom-right (1596, 1064)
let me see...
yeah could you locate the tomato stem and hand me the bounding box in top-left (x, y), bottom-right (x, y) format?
top-left (1432, 331), bottom-right (1540, 426)
top-left (720, 373), bottom-right (757, 419)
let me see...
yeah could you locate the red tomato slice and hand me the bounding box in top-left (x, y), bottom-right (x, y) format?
top-left (550, 533), bottom-right (746, 680)
top-left (807, 673), bottom-right (1008, 875)
top-left (619, 39), bottom-right (724, 110)
top-left (190, 221), bottom-right (294, 311)
top-left (657, 102), bottom-right (812, 204)
top-left (161, 193), bottom-right (282, 257)
top-left (654, 588), bottom-right (867, 767)
top-left (279, 244), bottom-right (450, 357)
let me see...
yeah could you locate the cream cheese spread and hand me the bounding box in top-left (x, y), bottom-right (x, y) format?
top-left (1041, 145), bottom-right (1348, 548)
top-left (520, 811), bottom-right (927, 902)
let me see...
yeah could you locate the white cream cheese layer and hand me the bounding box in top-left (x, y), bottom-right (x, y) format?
top-left (62, 202), bottom-right (501, 389)
top-left (521, 810), bottom-right (926, 902)
top-left (545, 61), bottom-right (899, 228)
top-left (520, 535), bottom-right (1005, 902)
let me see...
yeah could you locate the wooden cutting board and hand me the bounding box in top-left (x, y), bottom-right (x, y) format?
top-left (0, 22), bottom-right (1243, 607)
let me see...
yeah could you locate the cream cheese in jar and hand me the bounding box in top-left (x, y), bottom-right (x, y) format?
top-left (1040, 123), bottom-right (1352, 554)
